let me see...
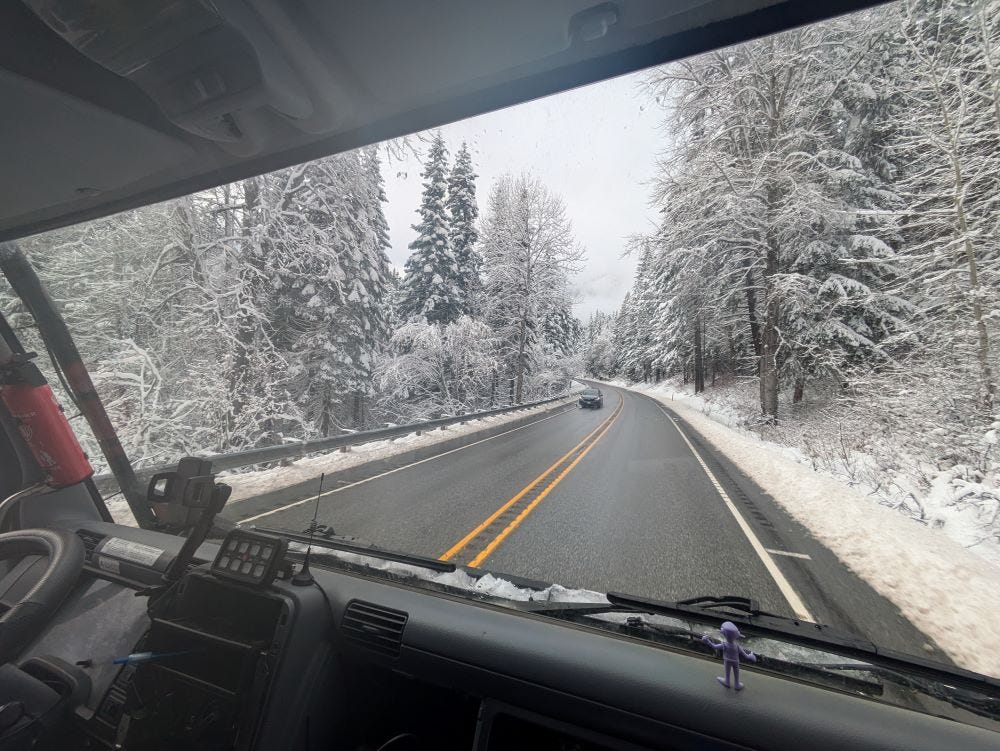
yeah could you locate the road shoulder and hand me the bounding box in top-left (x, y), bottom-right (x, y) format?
top-left (606, 380), bottom-right (1000, 678)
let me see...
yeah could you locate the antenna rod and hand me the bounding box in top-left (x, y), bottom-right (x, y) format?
top-left (292, 472), bottom-right (324, 586)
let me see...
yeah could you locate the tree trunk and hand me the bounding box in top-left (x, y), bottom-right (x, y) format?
top-left (759, 199), bottom-right (780, 421)
top-left (760, 291), bottom-right (780, 420)
top-left (228, 178), bottom-right (261, 434)
top-left (744, 260), bottom-right (762, 358)
top-left (792, 379), bottom-right (804, 404)
top-left (319, 387), bottom-right (333, 437)
top-left (923, 52), bottom-right (996, 412)
top-left (514, 314), bottom-right (527, 403)
top-left (693, 315), bottom-right (705, 394)
top-left (951, 158), bottom-right (995, 413)
top-left (352, 391), bottom-right (364, 428)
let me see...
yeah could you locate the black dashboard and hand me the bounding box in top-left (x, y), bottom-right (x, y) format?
top-left (12, 520), bottom-right (999, 751)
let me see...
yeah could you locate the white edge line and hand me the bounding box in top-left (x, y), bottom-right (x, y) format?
top-left (657, 405), bottom-right (815, 622)
top-left (766, 548), bottom-right (812, 560)
top-left (239, 403), bottom-right (576, 524)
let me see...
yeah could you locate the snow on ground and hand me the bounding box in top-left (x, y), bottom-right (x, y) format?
top-left (608, 379), bottom-right (1000, 678)
top-left (106, 393), bottom-right (581, 526)
top-left (607, 378), bottom-right (1000, 569)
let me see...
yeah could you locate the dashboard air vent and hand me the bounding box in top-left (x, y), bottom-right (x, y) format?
top-left (342, 600), bottom-right (408, 657)
top-left (76, 530), bottom-right (105, 564)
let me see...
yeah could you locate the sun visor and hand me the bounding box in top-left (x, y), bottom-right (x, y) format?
top-left (23, 0), bottom-right (314, 154)
top-left (0, 69), bottom-right (194, 222)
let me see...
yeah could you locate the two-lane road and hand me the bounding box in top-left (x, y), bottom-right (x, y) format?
top-left (225, 383), bottom-right (943, 660)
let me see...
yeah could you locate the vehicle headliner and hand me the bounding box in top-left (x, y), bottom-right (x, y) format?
top-left (0, 0), bottom-right (885, 242)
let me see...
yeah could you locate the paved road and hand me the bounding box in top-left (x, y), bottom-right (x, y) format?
top-left (224, 383), bottom-right (944, 661)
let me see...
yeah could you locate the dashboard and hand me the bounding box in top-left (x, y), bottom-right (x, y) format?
top-left (10, 520), bottom-right (998, 750)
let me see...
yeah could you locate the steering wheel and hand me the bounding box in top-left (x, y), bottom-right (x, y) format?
top-left (0, 530), bottom-right (83, 664)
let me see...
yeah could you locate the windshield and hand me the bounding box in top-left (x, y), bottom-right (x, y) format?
top-left (3, 0), bottom-right (999, 724)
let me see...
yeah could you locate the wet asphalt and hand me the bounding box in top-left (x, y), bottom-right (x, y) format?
top-left (223, 383), bottom-right (946, 662)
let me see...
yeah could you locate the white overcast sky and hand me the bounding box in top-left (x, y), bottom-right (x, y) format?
top-left (382, 70), bottom-right (664, 319)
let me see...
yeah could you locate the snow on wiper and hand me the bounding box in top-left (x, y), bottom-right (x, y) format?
top-left (254, 525), bottom-right (609, 604)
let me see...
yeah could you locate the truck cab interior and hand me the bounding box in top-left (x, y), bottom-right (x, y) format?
top-left (0, 1), bottom-right (998, 749)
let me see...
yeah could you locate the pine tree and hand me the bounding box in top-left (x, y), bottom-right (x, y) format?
top-left (447, 142), bottom-right (482, 316)
top-left (398, 132), bottom-right (463, 324)
top-left (542, 305), bottom-right (581, 358)
top-left (339, 147), bottom-right (397, 427)
top-left (581, 310), bottom-right (617, 378)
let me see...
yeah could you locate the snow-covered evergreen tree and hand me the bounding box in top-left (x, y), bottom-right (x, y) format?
top-left (543, 306), bottom-right (581, 358)
top-left (446, 142), bottom-right (482, 316)
top-left (398, 133), bottom-right (463, 324)
top-left (580, 310), bottom-right (617, 378)
top-left (630, 7), bottom-right (914, 416)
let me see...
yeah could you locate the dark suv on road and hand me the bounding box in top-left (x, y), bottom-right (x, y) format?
top-left (578, 388), bottom-right (603, 409)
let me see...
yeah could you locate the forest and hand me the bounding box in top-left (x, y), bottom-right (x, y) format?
top-left (0, 0), bottom-right (996, 554)
top-left (0, 136), bottom-right (581, 469)
top-left (582, 0), bottom-right (999, 542)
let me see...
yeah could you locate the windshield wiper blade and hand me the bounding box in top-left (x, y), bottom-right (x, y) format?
top-left (525, 591), bottom-right (813, 628)
top-left (672, 594), bottom-right (790, 620)
top-left (607, 591), bottom-right (870, 642)
top-left (531, 590), bottom-right (1000, 696)
top-left (253, 526), bottom-right (456, 573)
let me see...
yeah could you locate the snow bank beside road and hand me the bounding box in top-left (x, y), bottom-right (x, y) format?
top-left (616, 381), bottom-right (1000, 677)
top-left (612, 378), bottom-right (1000, 570)
top-left (223, 399), bottom-right (572, 502)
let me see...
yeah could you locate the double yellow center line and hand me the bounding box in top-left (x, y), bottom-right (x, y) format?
top-left (440, 394), bottom-right (624, 567)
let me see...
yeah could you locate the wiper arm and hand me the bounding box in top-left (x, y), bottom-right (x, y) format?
top-left (672, 594), bottom-right (791, 621)
top-left (609, 591), bottom-right (870, 646)
top-left (526, 591), bottom-right (816, 630)
top-left (253, 526), bottom-right (456, 573)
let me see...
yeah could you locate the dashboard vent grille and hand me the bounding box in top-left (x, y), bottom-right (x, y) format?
top-left (76, 530), bottom-right (105, 564)
top-left (342, 600), bottom-right (408, 657)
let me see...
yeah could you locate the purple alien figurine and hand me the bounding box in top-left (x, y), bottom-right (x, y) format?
top-left (702, 621), bottom-right (757, 690)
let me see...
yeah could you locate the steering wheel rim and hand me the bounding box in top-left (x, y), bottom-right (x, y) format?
top-left (0, 529), bottom-right (84, 664)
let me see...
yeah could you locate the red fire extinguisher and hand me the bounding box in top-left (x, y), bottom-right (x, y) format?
top-left (0, 353), bottom-right (93, 488)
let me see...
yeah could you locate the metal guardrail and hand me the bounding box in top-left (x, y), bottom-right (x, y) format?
top-left (93, 392), bottom-right (577, 496)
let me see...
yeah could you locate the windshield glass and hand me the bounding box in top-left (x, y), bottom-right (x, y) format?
top-left (3, 0), bottom-right (999, 715)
